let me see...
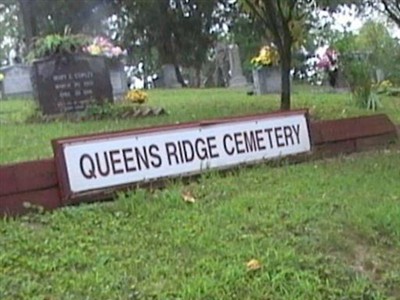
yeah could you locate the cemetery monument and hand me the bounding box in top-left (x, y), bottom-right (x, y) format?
top-left (228, 44), bottom-right (248, 88)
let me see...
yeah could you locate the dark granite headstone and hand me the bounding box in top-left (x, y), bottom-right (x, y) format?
top-left (32, 53), bottom-right (113, 115)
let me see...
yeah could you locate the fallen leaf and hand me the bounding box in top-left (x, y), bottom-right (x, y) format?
top-left (246, 259), bottom-right (262, 271)
top-left (182, 191), bottom-right (196, 203)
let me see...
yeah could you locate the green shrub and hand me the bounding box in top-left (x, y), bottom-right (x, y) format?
top-left (27, 28), bottom-right (90, 61)
top-left (344, 60), bottom-right (379, 110)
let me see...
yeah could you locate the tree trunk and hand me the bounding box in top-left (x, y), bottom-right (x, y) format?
top-left (280, 45), bottom-right (292, 111)
top-left (195, 67), bottom-right (201, 88)
top-left (174, 65), bottom-right (187, 87)
top-left (18, 0), bottom-right (37, 49)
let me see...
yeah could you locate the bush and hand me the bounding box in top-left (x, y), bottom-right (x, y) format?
top-left (344, 60), bottom-right (371, 107)
top-left (28, 31), bottom-right (90, 61)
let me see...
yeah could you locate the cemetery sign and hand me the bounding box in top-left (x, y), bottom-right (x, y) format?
top-left (53, 110), bottom-right (311, 202)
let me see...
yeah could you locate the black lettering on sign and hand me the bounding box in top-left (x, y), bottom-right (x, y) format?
top-left (255, 129), bottom-right (266, 151)
top-left (283, 126), bottom-right (294, 146)
top-left (165, 142), bottom-right (179, 166)
top-left (195, 138), bottom-right (208, 160)
top-left (207, 136), bottom-right (219, 159)
top-left (234, 132), bottom-right (245, 154)
top-left (95, 152), bottom-right (110, 176)
top-left (177, 141), bottom-right (185, 164)
top-left (292, 124), bottom-right (301, 144)
top-left (274, 127), bottom-right (285, 148)
top-left (182, 140), bottom-right (195, 162)
top-left (149, 144), bottom-right (162, 168)
top-left (109, 150), bottom-right (123, 174)
top-left (264, 128), bottom-right (274, 148)
top-left (80, 154), bottom-right (96, 179)
top-left (223, 134), bottom-right (234, 156)
top-left (122, 148), bottom-right (136, 172)
top-left (243, 131), bottom-right (257, 152)
top-left (135, 146), bottom-right (150, 170)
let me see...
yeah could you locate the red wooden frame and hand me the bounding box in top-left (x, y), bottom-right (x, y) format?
top-left (1, 112), bottom-right (397, 217)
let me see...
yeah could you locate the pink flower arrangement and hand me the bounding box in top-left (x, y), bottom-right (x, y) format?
top-left (316, 48), bottom-right (339, 72)
top-left (83, 36), bottom-right (127, 59)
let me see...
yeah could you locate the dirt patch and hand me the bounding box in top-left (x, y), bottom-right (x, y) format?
top-left (351, 244), bottom-right (383, 281)
top-left (335, 231), bottom-right (400, 299)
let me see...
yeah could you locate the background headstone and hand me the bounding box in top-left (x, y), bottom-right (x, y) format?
top-left (375, 69), bottom-right (385, 83)
top-left (228, 44), bottom-right (247, 88)
top-left (161, 64), bottom-right (181, 88)
top-left (252, 67), bottom-right (281, 94)
top-left (31, 53), bottom-right (113, 115)
top-left (0, 64), bottom-right (33, 98)
top-left (108, 61), bottom-right (128, 101)
top-left (213, 42), bottom-right (230, 87)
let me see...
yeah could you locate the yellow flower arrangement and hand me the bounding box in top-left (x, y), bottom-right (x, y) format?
top-left (379, 80), bottom-right (393, 90)
top-left (86, 44), bottom-right (102, 56)
top-left (124, 89), bottom-right (148, 104)
top-left (251, 45), bottom-right (280, 68)
top-left (372, 79), bottom-right (394, 95)
top-left (0, 73), bottom-right (4, 82)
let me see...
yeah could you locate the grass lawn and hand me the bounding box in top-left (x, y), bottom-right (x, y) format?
top-left (0, 86), bottom-right (399, 164)
top-left (1, 151), bottom-right (399, 299)
top-left (1, 86), bottom-right (400, 299)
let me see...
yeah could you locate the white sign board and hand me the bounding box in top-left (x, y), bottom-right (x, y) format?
top-left (55, 112), bottom-right (311, 198)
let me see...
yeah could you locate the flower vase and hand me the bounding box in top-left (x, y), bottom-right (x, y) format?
top-left (252, 66), bottom-right (281, 95)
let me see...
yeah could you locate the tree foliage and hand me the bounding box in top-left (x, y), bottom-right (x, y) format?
top-left (380, 0), bottom-right (400, 27)
top-left (238, 0), bottom-right (395, 110)
top-left (16, 0), bottom-right (117, 50)
top-left (326, 0), bottom-right (400, 27)
top-left (117, 0), bottom-right (220, 87)
top-left (30, 0), bottom-right (116, 35)
top-left (335, 21), bottom-right (400, 85)
top-left (356, 21), bottom-right (400, 72)
top-left (229, 9), bottom-right (266, 76)
top-left (241, 0), bottom-right (316, 110)
top-left (0, 0), bottom-right (22, 63)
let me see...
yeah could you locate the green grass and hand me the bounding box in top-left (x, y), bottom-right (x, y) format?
top-left (0, 86), bottom-right (399, 164)
top-left (1, 86), bottom-right (399, 299)
top-left (1, 151), bottom-right (399, 299)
